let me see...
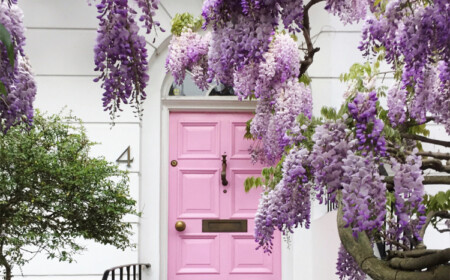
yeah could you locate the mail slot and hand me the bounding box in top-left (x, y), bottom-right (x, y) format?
top-left (202, 219), bottom-right (247, 232)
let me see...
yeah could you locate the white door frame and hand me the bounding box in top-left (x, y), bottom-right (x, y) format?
top-left (158, 97), bottom-right (293, 280)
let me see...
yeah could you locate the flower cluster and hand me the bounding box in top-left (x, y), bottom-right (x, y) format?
top-left (254, 147), bottom-right (311, 253)
top-left (250, 79), bottom-right (313, 165)
top-left (233, 33), bottom-right (301, 99)
top-left (202, 0), bottom-right (305, 33)
top-left (166, 30), bottom-right (211, 90)
top-left (0, 2), bottom-right (36, 132)
top-left (273, 79), bottom-right (312, 150)
top-left (207, 13), bottom-right (275, 85)
top-left (387, 85), bottom-right (407, 127)
top-left (360, 0), bottom-right (449, 127)
top-left (390, 149), bottom-right (426, 245)
top-left (348, 91), bottom-right (386, 157)
top-left (325, 0), bottom-right (369, 24)
top-left (134, 0), bottom-right (163, 34)
top-left (202, 0), bottom-right (307, 86)
top-left (94, 0), bottom-right (149, 119)
top-left (336, 244), bottom-right (366, 280)
top-left (429, 62), bottom-right (450, 134)
top-left (310, 118), bottom-right (353, 204)
top-left (341, 151), bottom-right (386, 236)
top-left (1, 57), bottom-right (36, 131)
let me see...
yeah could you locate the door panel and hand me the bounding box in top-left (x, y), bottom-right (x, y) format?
top-left (176, 234), bottom-right (220, 274)
top-left (229, 169), bottom-right (263, 219)
top-left (169, 112), bottom-right (281, 280)
top-left (177, 169), bottom-right (220, 219)
top-left (178, 121), bottom-right (221, 159)
top-left (230, 121), bottom-right (253, 159)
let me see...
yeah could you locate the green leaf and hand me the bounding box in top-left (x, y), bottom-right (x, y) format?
top-left (0, 22), bottom-right (15, 68)
top-left (171, 13), bottom-right (204, 36)
top-left (0, 80), bottom-right (7, 96)
top-left (299, 74), bottom-right (312, 86)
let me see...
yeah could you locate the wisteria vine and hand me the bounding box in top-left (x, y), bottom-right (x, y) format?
top-left (0, 1), bottom-right (36, 132)
top-left (93, 0), bottom-right (162, 120)
top-left (164, 1), bottom-right (450, 278)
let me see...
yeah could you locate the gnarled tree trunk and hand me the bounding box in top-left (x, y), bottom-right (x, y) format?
top-left (337, 192), bottom-right (450, 280)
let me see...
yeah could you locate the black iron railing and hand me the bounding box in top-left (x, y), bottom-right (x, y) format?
top-left (102, 263), bottom-right (150, 280)
top-left (327, 193), bottom-right (338, 212)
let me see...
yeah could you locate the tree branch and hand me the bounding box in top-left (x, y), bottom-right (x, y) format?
top-left (384, 176), bottom-right (450, 187)
top-left (389, 248), bottom-right (450, 270)
top-left (419, 211), bottom-right (446, 239)
top-left (401, 133), bottom-right (450, 148)
top-left (387, 249), bottom-right (439, 259)
top-left (299, 0), bottom-right (325, 77)
top-left (417, 151), bottom-right (450, 160)
top-left (337, 192), bottom-right (450, 280)
top-left (421, 159), bottom-right (450, 173)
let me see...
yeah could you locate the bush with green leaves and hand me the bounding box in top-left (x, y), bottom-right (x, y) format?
top-left (0, 111), bottom-right (137, 280)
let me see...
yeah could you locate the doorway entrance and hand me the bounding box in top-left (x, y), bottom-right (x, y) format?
top-left (168, 112), bottom-right (281, 280)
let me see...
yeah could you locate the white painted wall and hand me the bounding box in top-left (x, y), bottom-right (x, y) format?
top-left (11, 0), bottom-right (144, 279)
top-left (5, 1), bottom-right (449, 280)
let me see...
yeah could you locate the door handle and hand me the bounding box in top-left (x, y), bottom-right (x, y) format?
top-left (221, 154), bottom-right (228, 186)
top-left (175, 221), bottom-right (186, 232)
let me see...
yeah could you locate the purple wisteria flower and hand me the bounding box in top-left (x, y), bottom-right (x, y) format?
top-left (207, 13), bottom-right (275, 85)
top-left (429, 62), bottom-right (450, 134)
top-left (387, 85), bottom-right (407, 127)
top-left (390, 149), bottom-right (426, 245)
top-left (94, 0), bottom-right (149, 119)
top-left (348, 91), bottom-right (386, 157)
top-left (341, 151), bottom-right (386, 236)
top-left (336, 244), bottom-right (366, 280)
top-left (310, 118), bottom-right (353, 204)
top-left (233, 33), bottom-right (301, 100)
top-left (166, 30), bottom-right (211, 90)
top-left (254, 147), bottom-right (311, 253)
top-left (134, 0), bottom-right (164, 34)
top-left (202, 0), bottom-right (308, 86)
top-left (250, 80), bottom-right (313, 165)
top-left (0, 2), bottom-right (36, 132)
top-left (325, 0), bottom-right (369, 24)
top-left (360, 0), bottom-right (449, 129)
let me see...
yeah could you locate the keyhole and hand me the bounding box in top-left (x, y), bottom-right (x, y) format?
top-left (223, 189), bottom-right (227, 194)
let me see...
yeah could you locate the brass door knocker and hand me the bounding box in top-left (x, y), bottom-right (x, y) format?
top-left (221, 154), bottom-right (228, 186)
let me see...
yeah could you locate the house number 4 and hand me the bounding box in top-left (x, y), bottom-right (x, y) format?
top-left (116, 146), bottom-right (134, 167)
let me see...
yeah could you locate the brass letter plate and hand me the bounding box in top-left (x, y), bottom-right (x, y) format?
top-left (202, 219), bottom-right (247, 233)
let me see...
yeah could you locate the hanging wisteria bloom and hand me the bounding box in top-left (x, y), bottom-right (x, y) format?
top-left (360, 0), bottom-right (450, 126)
top-left (429, 62), bottom-right (450, 134)
top-left (325, 0), bottom-right (370, 24)
top-left (387, 85), bottom-right (407, 127)
top-left (310, 118), bottom-right (353, 204)
top-left (390, 149), bottom-right (426, 246)
top-left (207, 13), bottom-right (275, 85)
top-left (0, 2), bottom-right (36, 132)
top-left (202, 0), bottom-right (310, 86)
top-left (409, 68), bottom-right (439, 125)
top-left (341, 151), bottom-right (386, 236)
top-left (166, 30), bottom-right (211, 90)
top-left (134, 0), bottom-right (163, 34)
top-left (254, 147), bottom-right (311, 253)
top-left (250, 80), bottom-right (312, 164)
top-left (94, 0), bottom-right (150, 120)
top-left (336, 244), bottom-right (366, 280)
top-left (348, 91), bottom-right (386, 157)
top-left (273, 79), bottom-right (312, 150)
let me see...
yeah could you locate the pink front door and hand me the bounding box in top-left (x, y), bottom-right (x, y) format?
top-left (168, 112), bottom-right (281, 280)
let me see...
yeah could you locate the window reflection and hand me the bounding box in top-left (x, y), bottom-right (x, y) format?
top-left (168, 74), bottom-right (235, 97)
